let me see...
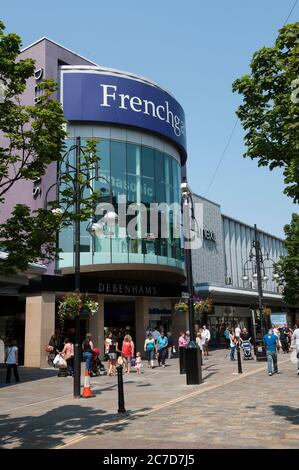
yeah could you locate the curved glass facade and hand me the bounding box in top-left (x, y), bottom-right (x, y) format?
top-left (58, 138), bottom-right (184, 270)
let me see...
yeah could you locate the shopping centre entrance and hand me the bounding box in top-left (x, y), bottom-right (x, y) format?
top-left (104, 299), bottom-right (135, 342)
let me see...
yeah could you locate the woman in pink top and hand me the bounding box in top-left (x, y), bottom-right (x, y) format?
top-left (121, 335), bottom-right (134, 373)
top-left (178, 331), bottom-right (187, 348)
top-left (61, 338), bottom-right (74, 376)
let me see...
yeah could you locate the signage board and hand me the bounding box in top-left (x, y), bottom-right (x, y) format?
top-left (181, 292), bottom-right (190, 299)
top-left (270, 313), bottom-right (287, 326)
top-left (62, 69), bottom-right (187, 161)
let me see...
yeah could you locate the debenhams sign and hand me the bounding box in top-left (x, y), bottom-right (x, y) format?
top-left (99, 282), bottom-right (157, 296)
top-left (62, 70), bottom-right (187, 159)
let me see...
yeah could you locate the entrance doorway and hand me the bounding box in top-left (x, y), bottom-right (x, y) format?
top-left (207, 315), bottom-right (251, 348)
top-left (104, 300), bottom-right (135, 343)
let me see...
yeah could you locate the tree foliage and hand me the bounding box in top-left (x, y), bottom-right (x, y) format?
top-left (0, 21), bottom-right (100, 275)
top-left (274, 213), bottom-right (299, 305)
top-left (232, 22), bottom-right (299, 202)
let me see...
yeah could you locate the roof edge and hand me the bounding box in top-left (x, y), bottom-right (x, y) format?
top-left (20, 37), bottom-right (98, 66)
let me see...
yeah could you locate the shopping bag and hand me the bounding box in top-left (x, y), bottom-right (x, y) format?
top-left (59, 358), bottom-right (67, 368)
top-left (53, 354), bottom-right (60, 366)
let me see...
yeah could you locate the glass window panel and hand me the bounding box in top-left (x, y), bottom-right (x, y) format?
top-left (127, 174), bottom-right (138, 204)
top-left (97, 139), bottom-right (110, 173)
top-left (154, 150), bottom-right (165, 182)
top-left (154, 150), bottom-right (165, 203)
top-left (141, 146), bottom-right (154, 178)
top-left (111, 141), bottom-right (126, 197)
top-left (167, 155), bottom-right (173, 188)
top-left (172, 158), bottom-right (180, 203)
top-left (93, 140), bottom-right (111, 201)
top-left (80, 220), bottom-right (91, 252)
top-left (164, 156), bottom-right (170, 186)
top-left (59, 226), bottom-right (73, 253)
top-left (141, 177), bottom-right (155, 204)
top-left (127, 143), bottom-right (139, 175)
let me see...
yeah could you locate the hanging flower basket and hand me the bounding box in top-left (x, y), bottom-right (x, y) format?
top-left (174, 301), bottom-right (188, 312)
top-left (194, 297), bottom-right (214, 314)
top-left (57, 292), bottom-right (99, 327)
top-left (262, 306), bottom-right (272, 316)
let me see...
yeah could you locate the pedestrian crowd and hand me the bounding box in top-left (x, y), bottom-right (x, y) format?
top-left (4, 320), bottom-right (298, 385)
top-left (46, 329), bottom-right (104, 378)
top-left (223, 321), bottom-right (299, 378)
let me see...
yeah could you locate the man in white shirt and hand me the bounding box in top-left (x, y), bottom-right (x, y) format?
top-left (235, 324), bottom-right (241, 339)
top-left (291, 324), bottom-right (299, 375)
top-left (202, 326), bottom-right (211, 357)
top-left (5, 339), bottom-right (20, 383)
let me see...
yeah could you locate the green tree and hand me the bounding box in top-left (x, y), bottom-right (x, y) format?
top-left (275, 213), bottom-right (299, 305)
top-left (233, 22), bottom-right (299, 305)
top-left (232, 22), bottom-right (299, 202)
top-left (0, 21), bottom-right (100, 275)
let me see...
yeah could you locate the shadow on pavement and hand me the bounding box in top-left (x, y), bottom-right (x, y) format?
top-left (203, 371), bottom-right (219, 381)
top-left (92, 381), bottom-right (134, 396)
top-left (0, 367), bottom-right (58, 388)
top-left (202, 363), bottom-right (217, 368)
top-left (0, 403), bottom-right (150, 449)
top-left (272, 405), bottom-right (299, 425)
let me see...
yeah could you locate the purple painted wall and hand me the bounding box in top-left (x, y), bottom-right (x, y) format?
top-left (0, 38), bottom-right (95, 273)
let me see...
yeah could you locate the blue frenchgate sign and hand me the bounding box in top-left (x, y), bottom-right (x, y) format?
top-left (62, 70), bottom-right (187, 160)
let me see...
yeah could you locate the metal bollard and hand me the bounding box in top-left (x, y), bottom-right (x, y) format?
top-left (117, 364), bottom-right (126, 414)
top-left (179, 346), bottom-right (186, 374)
top-left (236, 341), bottom-right (243, 374)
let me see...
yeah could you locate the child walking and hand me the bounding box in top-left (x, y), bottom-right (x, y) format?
top-left (135, 352), bottom-right (143, 375)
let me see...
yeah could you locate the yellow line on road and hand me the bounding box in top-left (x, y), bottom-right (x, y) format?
top-left (55, 358), bottom-right (290, 449)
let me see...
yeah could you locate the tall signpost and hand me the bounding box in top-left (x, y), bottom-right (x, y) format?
top-left (181, 180), bottom-right (202, 385)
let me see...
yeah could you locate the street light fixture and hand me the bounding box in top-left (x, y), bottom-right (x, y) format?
top-left (180, 178), bottom-right (202, 385)
top-left (242, 224), bottom-right (279, 341)
top-left (44, 136), bottom-right (101, 398)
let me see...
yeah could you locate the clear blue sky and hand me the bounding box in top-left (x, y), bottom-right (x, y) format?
top-left (1, 0), bottom-right (298, 237)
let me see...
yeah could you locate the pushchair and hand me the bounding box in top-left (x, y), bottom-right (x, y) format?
top-left (89, 348), bottom-right (107, 376)
top-left (241, 340), bottom-right (254, 360)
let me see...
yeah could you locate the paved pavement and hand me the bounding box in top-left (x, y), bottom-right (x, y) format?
top-left (0, 350), bottom-right (298, 449)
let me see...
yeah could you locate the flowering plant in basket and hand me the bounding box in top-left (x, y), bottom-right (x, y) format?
top-left (194, 297), bottom-right (214, 314)
top-left (174, 301), bottom-right (188, 312)
top-left (57, 292), bottom-right (99, 326)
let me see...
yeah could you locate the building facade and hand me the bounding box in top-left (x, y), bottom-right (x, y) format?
top-left (191, 194), bottom-right (295, 347)
top-left (1, 38), bottom-right (189, 366)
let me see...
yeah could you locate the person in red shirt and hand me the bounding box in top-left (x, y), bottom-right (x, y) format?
top-left (121, 335), bottom-right (134, 374)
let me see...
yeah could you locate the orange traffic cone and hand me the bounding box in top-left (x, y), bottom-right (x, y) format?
top-left (81, 368), bottom-right (95, 398)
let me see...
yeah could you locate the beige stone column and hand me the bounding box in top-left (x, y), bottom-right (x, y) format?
top-left (24, 292), bottom-right (56, 368)
top-left (135, 297), bottom-right (149, 358)
top-left (88, 295), bottom-right (105, 356)
top-left (171, 299), bottom-right (188, 346)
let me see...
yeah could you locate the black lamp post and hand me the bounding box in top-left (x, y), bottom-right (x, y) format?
top-left (44, 136), bottom-right (101, 398)
top-left (242, 224), bottom-right (280, 342)
top-left (181, 179), bottom-right (202, 385)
